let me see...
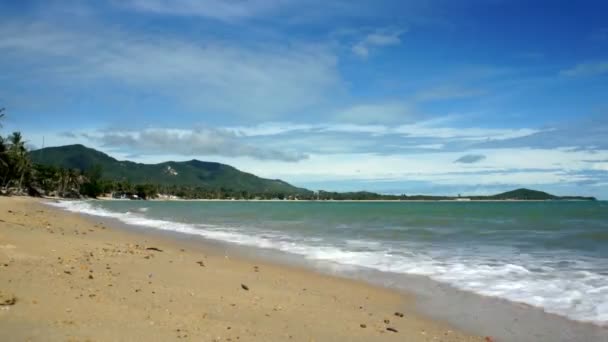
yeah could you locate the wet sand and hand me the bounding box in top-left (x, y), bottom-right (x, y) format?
top-left (0, 197), bottom-right (484, 341)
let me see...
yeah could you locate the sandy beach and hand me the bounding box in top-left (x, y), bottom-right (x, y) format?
top-left (0, 196), bottom-right (483, 341)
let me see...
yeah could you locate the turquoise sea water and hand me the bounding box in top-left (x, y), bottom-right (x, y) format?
top-left (53, 200), bottom-right (608, 325)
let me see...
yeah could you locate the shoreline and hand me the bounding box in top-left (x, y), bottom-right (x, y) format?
top-left (3, 197), bottom-right (607, 341)
top-left (97, 197), bottom-right (598, 203)
top-left (58, 198), bottom-right (608, 342)
top-left (0, 196), bottom-right (482, 341)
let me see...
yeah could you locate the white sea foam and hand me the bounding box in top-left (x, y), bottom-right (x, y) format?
top-left (48, 200), bottom-right (608, 326)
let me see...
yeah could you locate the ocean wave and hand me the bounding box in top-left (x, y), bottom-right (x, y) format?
top-left (48, 200), bottom-right (608, 326)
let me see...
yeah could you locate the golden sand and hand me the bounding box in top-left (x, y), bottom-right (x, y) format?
top-left (0, 197), bottom-right (483, 341)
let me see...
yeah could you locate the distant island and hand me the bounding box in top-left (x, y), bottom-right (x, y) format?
top-left (17, 144), bottom-right (594, 201)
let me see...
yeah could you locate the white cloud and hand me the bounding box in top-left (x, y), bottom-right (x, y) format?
top-left (86, 128), bottom-right (308, 161)
top-left (592, 162), bottom-right (608, 171)
top-left (0, 23), bottom-right (78, 55)
top-left (123, 0), bottom-right (290, 21)
top-left (392, 123), bottom-right (539, 141)
top-left (352, 29), bottom-right (405, 58)
top-left (235, 148), bottom-right (608, 187)
top-left (0, 22), bottom-right (342, 120)
top-left (560, 60), bottom-right (608, 77)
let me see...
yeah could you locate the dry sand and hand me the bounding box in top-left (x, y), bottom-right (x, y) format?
top-left (0, 196), bottom-right (485, 341)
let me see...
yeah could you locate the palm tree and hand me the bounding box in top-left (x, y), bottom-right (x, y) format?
top-left (7, 132), bottom-right (30, 190)
top-left (59, 168), bottom-right (80, 195)
top-left (57, 167), bottom-right (68, 193)
top-left (67, 169), bottom-right (78, 191)
top-left (0, 110), bottom-right (8, 192)
top-left (0, 109), bottom-right (5, 167)
top-left (0, 136), bottom-right (7, 186)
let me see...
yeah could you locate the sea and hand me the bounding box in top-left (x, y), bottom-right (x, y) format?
top-left (51, 200), bottom-right (608, 329)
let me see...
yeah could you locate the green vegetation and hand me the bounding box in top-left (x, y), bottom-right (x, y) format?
top-left (0, 109), bottom-right (597, 201)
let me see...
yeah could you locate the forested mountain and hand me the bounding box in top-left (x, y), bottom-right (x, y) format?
top-left (29, 144), bottom-right (308, 195)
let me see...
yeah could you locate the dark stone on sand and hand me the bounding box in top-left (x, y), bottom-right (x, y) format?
top-left (146, 247), bottom-right (163, 252)
top-left (28, 186), bottom-right (44, 197)
top-left (360, 324), bottom-right (367, 328)
top-left (196, 261), bottom-right (205, 267)
top-left (386, 327), bottom-right (398, 333)
top-left (88, 274), bottom-right (94, 279)
top-left (394, 312), bottom-right (404, 317)
top-left (64, 270), bottom-right (72, 275)
top-left (1, 295), bottom-right (17, 306)
top-left (383, 319), bottom-right (390, 324)
top-left (241, 284), bottom-right (249, 291)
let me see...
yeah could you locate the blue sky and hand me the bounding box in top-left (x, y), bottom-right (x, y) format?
top-left (1, 0), bottom-right (608, 198)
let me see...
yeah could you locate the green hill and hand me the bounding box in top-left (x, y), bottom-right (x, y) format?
top-left (29, 144), bottom-right (309, 194)
top-left (475, 188), bottom-right (595, 201)
top-left (489, 188), bottom-right (557, 200)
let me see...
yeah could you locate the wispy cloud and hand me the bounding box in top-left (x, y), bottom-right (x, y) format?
top-left (352, 28), bottom-right (405, 58)
top-left (414, 85), bottom-right (486, 102)
top-left (560, 60), bottom-right (608, 77)
top-left (0, 22), bottom-right (342, 120)
top-left (333, 102), bottom-right (414, 123)
top-left (477, 115), bottom-right (608, 150)
top-left (226, 120), bottom-right (540, 141)
top-left (122, 0), bottom-right (289, 21)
